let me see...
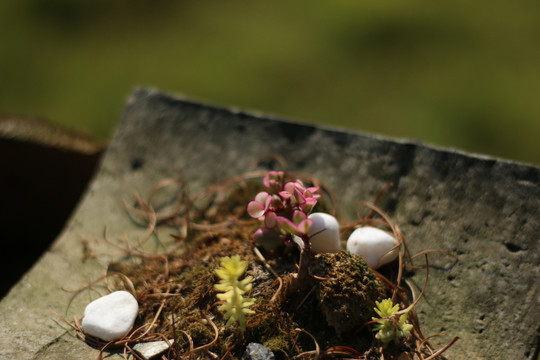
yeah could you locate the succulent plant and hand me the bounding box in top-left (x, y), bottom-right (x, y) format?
top-left (214, 255), bottom-right (255, 331)
top-left (372, 298), bottom-right (413, 347)
top-left (247, 171), bottom-right (322, 251)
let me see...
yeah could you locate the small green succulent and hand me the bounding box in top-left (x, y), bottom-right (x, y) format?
top-left (372, 298), bottom-right (413, 347)
top-left (214, 255), bottom-right (255, 331)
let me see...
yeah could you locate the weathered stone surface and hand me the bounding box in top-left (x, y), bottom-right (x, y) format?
top-left (0, 88), bottom-right (538, 359)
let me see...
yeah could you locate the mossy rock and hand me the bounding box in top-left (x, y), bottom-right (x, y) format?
top-left (310, 251), bottom-right (385, 337)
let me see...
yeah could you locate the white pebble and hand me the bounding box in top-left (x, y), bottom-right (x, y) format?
top-left (81, 291), bottom-right (139, 341)
top-left (308, 212), bottom-right (341, 253)
top-left (346, 227), bottom-right (399, 268)
top-left (133, 340), bottom-right (174, 359)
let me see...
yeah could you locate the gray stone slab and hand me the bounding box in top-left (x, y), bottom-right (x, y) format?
top-left (1, 88), bottom-right (538, 359)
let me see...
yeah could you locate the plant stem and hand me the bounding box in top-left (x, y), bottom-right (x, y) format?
top-left (286, 249), bottom-right (312, 296)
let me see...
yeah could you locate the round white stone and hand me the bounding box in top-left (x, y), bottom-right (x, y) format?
top-left (346, 226), bottom-right (399, 268)
top-left (81, 291), bottom-right (139, 341)
top-left (308, 212), bottom-right (341, 253)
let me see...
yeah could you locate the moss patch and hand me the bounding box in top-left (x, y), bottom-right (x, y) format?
top-left (312, 251), bottom-right (386, 337)
top-left (111, 235), bottom-right (390, 358)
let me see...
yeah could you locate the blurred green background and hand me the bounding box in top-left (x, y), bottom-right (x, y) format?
top-left (1, 0), bottom-right (539, 165)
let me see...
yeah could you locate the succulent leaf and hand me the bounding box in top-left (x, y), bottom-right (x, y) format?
top-left (372, 298), bottom-right (413, 347)
top-left (214, 256), bottom-right (256, 332)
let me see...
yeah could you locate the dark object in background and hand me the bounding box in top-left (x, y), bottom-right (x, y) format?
top-left (0, 116), bottom-right (104, 299)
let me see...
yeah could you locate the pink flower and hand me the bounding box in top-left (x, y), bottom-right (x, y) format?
top-left (281, 180), bottom-right (320, 207)
top-left (275, 211), bottom-right (312, 237)
top-left (263, 171), bottom-right (285, 193)
top-left (247, 171), bottom-right (322, 250)
top-left (247, 192), bottom-right (271, 218)
top-left (300, 197), bottom-right (318, 213)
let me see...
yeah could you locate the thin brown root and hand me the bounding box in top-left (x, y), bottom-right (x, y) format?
top-left (48, 308), bottom-right (81, 333)
top-left (136, 281), bottom-right (176, 302)
top-left (293, 328), bottom-right (320, 360)
top-left (183, 311), bottom-right (219, 358)
top-left (295, 285), bottom-right (316, 311)
top-left (61, 271), bottom-right (136, 297)
top-left (246, 154), bottom-right (288, 172)
top-left (126, 344), bottom-right (145, 360)
top-left (370, 268), bottom-right (407, 295)
top-left (220, 345), bottom-right (235, 360)
top-left (366, 182), bottom-right (394, 219)
top-left (422, 337), bottom-right (459, 360)
top-left (357, 201), bottom-right (408, 296)
top-left (354, 318), bottom-right (382, 335)
top-left (404, 279), bottom-right (428, 345)
top-left (419, 333), bottom-right (447, 350)
top-left (409, 249), bottom-right (458, 262)
top-left (311, 275), bottom-right (336, 281)
top-left (253, 247), bottom-right (283, 302)
top-left (398, 254), bottom-right (429, 315)
top-left (121, 194), bottom-right (158, 248)
top-left (130, 299), bottom-right (166, 340)
top-left (322, 345), bottom-right (363, 359)
top-left (177, 330), bottom-right (194, 357)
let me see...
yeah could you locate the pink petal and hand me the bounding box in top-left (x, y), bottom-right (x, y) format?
top-left (292, 210), bottom-right (307, 224)
top-left (263, 174), bottom-right (271, 189)
top-left (300, 198), bottom-right (317, 213)
top-left (270, 195), bottom-right (283, 209)
top-left (264, 211), bottom-right (277, 228)
top-left (247, 201), bottom-right (265, 218)
top-left (296, 219), bottom-right (313, 235)
top-left (276, 216), bottom-right (300, 235)
top-left (295, 179), bottom-right (306, 191)
top-left (263, 171), bottom-right (284, 190)
top-left (294, 189), bottom-right (305, 204)
top-left (278, 191), bottom-right (293, 201)
top-left (254, 191), bottom-right (270, 203)
top-left (284, 182), bottom-right (296, 194)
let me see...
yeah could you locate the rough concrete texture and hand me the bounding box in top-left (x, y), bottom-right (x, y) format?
top-left (1, 88), bottom-right (538, 359)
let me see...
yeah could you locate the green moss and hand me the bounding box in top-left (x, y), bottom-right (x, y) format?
top-left (310, 251), bottom-right (386, 337)
top-left (113, 236), bottom-right (387, 357)
top-left (244, 279), bottom-right (297, 358)
top-left (147, 238), bottom-right (299, 358)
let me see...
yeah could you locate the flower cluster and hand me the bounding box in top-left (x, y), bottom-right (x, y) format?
top-left (247, 171), bottom-right (321, 250)
top-left (372, 299), bottom-right (413, 347)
